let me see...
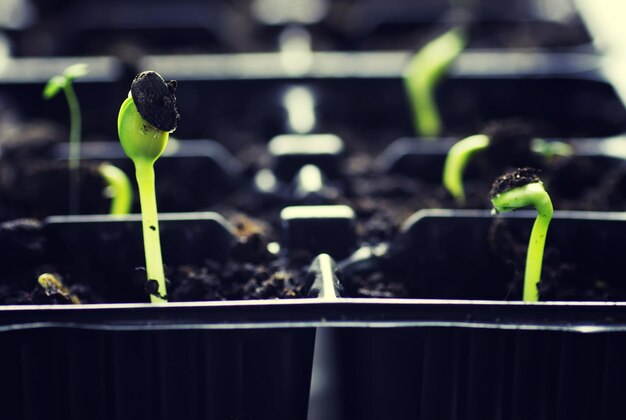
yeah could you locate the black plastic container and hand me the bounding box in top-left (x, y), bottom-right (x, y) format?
top-left (1, 51), bottom-right (624, 147)
top-left (3, 0), bottom-right (594, 56)
top-left (50, 140), bottom-right (244, 212)
top-left (142, 50), bottom-right (626, 143)
top-left (379, 136), bottom-right (626, 183)
top-left (332, 209), bottom-right (626, 420)
top-left (0, 214), bottom-right (317, 420)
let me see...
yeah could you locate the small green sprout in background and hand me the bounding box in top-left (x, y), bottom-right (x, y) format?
top-left (403, 27), bottom-right (467, 138)
top-left (443, 129), bottom-right (573, 204)
top-left (490, 168), bottom-right (553, 302)
top-left (98, 162), bottom-right (133, 216)
top-left (43, 63), bottom-right (89, 215)
top-left (443, 134), bottom-right (490, 204)
top-left (530, 138), bottom-right (574, 159)
top-left (37, 273), bottom-right (81, 304)
top-left (118, 71), bottom-right (179, 304)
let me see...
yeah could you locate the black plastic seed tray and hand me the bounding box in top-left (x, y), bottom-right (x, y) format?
top-left (0, 2), bottom-right (625, 420)
top-left (0, 50), bottom-right (624, 143)
top-left (3, 210), bottom-right (626, 420)
top-left (0, 213), bottom-right (318, 420)
top-left (2, 0), bottom-right (596, 56)
top-left (330, 209), bottom-right (626, 420)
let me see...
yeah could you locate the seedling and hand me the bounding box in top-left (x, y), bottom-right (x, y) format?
top-left (443, 131), bottom-right (572, 204)
top-left (98, 163), bottom-right (133, 216)
top-left (118, 71), bottom-right (179, 303)
top-left (37, 273), bottom-right (81, 304)
top-left (443, 134), bottom-right (490, 203)
top-left (403, 27), bottom-right (467, 138)
top-left (43, 63), bottom-right (89, 215)
top-left (490, 168), bottom-right (553, 302)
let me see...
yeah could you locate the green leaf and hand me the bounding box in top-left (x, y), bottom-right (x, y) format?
top-left (43, 75), bottom-right (66, 99)
top-left (63, 63), bottom-right (89, 81)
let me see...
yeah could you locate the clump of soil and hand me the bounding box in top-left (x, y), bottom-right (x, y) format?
top-left (489, 167), bottom-right (541, 198)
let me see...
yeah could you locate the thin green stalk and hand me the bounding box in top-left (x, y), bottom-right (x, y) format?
top-left (491, 182), bottom-right (553, 302)
top-left (98, 163), bottom-right (133, 216)
top-left (135, 160), bottom-right (166, 303)
top-left (64, 82), bottom-right (81, 214)
top-left (403, 27), bottom-right (467, 138)
top-left (443, 134), bottom-right (490, 203)
top-left (43, 63), bottom-right (89, 215)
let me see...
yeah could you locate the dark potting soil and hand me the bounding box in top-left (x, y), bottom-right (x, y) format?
top-left (0, 216), bottom-right (309, 305)
top-left (342, 119), bottom-right (626, 245)
top-left (340, 121), bottom-right (626, 299)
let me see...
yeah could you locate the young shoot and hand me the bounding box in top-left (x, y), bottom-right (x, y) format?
top-left (490, 168), bottom-right (553, 302)
top-left (98, 163), bottom-right (133, 216)
top-left (403, 27), bottom-right (467, 138)
top-left (531, 138), bottom-right (573, 159)
top-left (43, 63), bottom-right (89, 215)
top-left (37, 273), bottom-right (81, 304)
top-left (443, 128), bottom-right (573, 204)
top-left (118, 71), bottom-right (179, 303)
top-left (443, 134), bottom-right (490, 204)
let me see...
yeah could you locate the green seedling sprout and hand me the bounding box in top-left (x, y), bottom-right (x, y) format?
top-left (43, 63), bottom-right (89, 215)
top-left (443, 134), bottom-right (573, 204)
top-left (38, 273), bottom-right (81, 304)
top-left (531, 138), bottom-right (573, 159)
top-left (98, 163), bottom-right (133, 216)
top-left (443, 134), bottom-right (490, 203)
top-left (403, 27), bottom-right (467, 138)
top-left (490, 168), bottom-right (553, 302)
top-left (118, 71), bottom-right (180, 303)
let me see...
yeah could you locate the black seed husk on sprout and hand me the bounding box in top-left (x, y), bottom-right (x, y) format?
top-left (489, 167), bottom-right (541, 199)
top-left (130, 71), bottom-right (180, 132)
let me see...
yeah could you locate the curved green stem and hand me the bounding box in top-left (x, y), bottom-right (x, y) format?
top-left (98, 163), bottom-right (133, 216)
top-left (443, 134), bottom-right (490, 203)
top-left (491, 182), bottom-right (553, 302)
top-left (64, 82), bottom-right (81, 215)
top-left (403, 27), bottom-right (467, 138)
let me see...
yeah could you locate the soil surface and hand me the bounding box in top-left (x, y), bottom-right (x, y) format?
top-left (341, 119), bottom-right (626, 245)
top-left (0, 216), bottom-right (309, 305)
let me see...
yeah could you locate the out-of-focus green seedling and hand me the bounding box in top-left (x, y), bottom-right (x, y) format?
top-left (531, 138), bottom-right (573, 159)
top-left (443, 132), bottom-right (572, 204)
top-left (490, 168), bottom-right (553, 302)
top-left (118, 71), bottom-right (179, 303)
top-left (37, 273), bottom-right (81, 304)
top-left (403, 27), bottom-right (467, 138)
top-left (43, 63), bottom-right (89, 215)
top-left (443, 134), bottom-right (490, 204)
top-left (98, 163), bottom-right (133, 216)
